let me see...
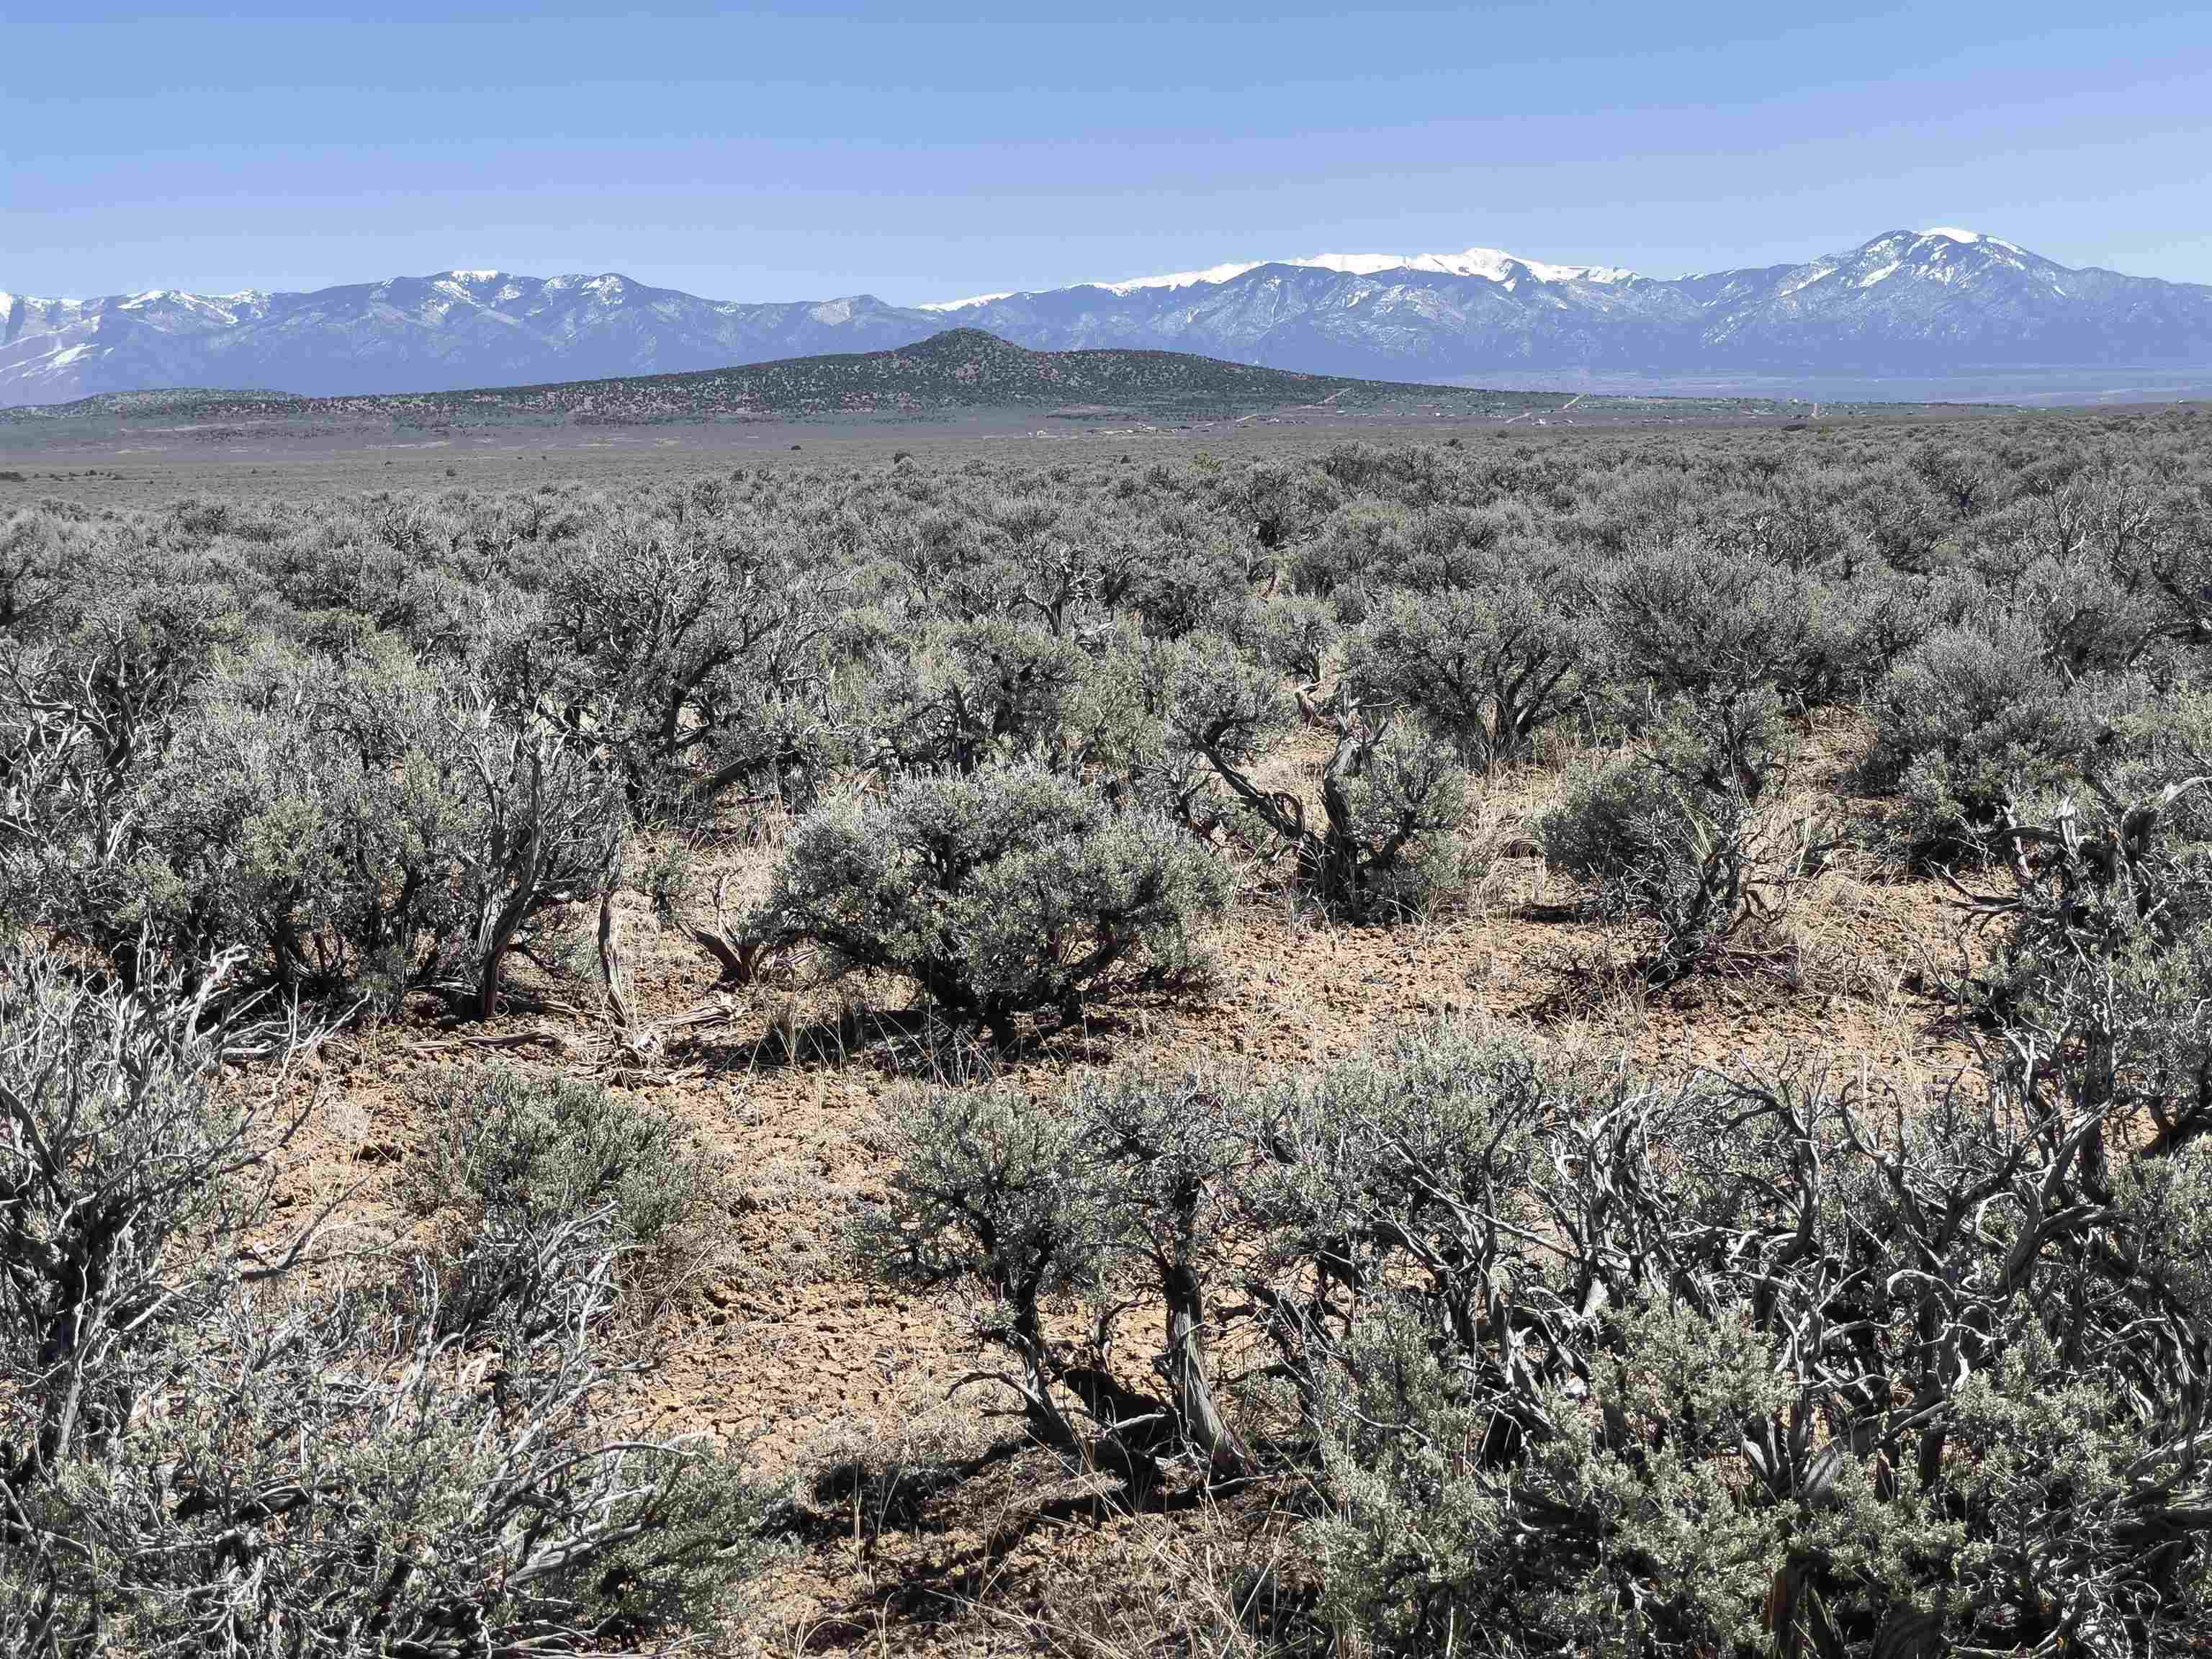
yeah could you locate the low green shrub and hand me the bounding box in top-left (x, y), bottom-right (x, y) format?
top-left (1168, 632), bottom-right (1470, 914)
top-left (1539, 755), bottom-right (1688, 902)
top-left (1540, 742), bottom-right (1821, 981)
top-left (0, 952), bottom-right (770, 1655)
top-left (400, 1064), bottom-right (718, 1330)
top-left (758, 763), bottom-right (1228, 1043)
top-left (1866, 611), bottom-right (2099, 855)
top-left (1346, 568), bottom-right (1584, 773)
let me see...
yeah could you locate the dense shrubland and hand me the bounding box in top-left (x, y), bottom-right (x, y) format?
top-left (4, 406), bottom-right (2212, 1650)
top-left (0, 952), bottom-right (770, 1653)
top-left (866, 1008), bottom-right (2212, 1654)
top-left (9, 415), bottom-right (2208, 1001)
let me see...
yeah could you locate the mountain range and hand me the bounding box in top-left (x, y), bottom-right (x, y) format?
top-left (6, 230), bottom-right (2210, 407)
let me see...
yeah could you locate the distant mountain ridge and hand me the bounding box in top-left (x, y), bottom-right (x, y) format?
top-left (935, 230), bottom-right (2212, 381)
top-left (7, 230), bottom-right (2211, 406)
top-left (0, 272), bottom-right (930, 408)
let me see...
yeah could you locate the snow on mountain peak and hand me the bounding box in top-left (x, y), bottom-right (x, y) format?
top-left (915, 289), bottom-right (1017, 313)
top-left (11, 227), bottom-right (2201, 412)
top-left (1091, 260), bottom-right (1271, 297)
top-left (1089, 246), bottom-right (1639, 294)
top-left (1889, 229), bottom-right (2032, 266)
top-left (917, 246), bottom-right (1636, 310)
top-left (1406, 247), bottom-right (1635, 284)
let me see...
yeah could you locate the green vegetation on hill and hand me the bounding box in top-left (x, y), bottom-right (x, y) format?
top-left (1, 328), bottom-right (1986, 434)
top-left (0, 329), bottom-right (1550, 426)
top-left (466, 325), bottom-right (1429, 420)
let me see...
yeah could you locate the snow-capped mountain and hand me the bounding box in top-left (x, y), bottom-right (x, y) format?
top-left (927, 230), bottom-right (2212, 379)
top-left (917, 246), bottom-right (1636, 310)
top-left (0, 272), bottom-right (927, 406)
top-left (6, 231), bottom-right (2210, 406)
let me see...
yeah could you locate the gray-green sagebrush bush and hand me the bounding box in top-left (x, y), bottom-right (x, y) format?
top-left (400, 1065), bottom-right (721, 1333)
top-left (3, 629), bottom-right (628, 1020)
top-left (0, 949), bottom-right (772, 1655)
top-left (1252, 592), bottom-right (1340, 690)
top-left (0, 569), bottom-right (260, 978)
top-left (1287, 1019), bottom-right (2212, 1650)
top-left (1167, 631), bottom-right (1468, 914)
top-left (1284, 498), bottom-right (1517, 610)
top-left (1539, 722), bottom-right (1826, 983)
top-left (1343, 549), bottom-right (1586, 774)
top-left (1941, 698), bottom-right (2212, 1153)
top-left (853, 1068), bottom-right (1257, 1483)
top-left (531, 498), bottom-right (839, 824)
top-left (757, 763), bottom-right (1228, 1043)
top-left (1539, 755), bottom-right (1706, 926)
top-left (861, 613), bottom-right (1108, 775)
top-left (118, 637), bottom-right (475, 1002)
top-left (868, 1017), bottom-right (2212, 1655)
top-left (1595, 539), bottom-right (1851, 789)
top-left (1866, 610), bottom-right (2100, 856)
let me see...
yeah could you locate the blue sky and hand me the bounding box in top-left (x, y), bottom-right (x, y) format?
top-left (6, 2), bottom-right (2208, 302)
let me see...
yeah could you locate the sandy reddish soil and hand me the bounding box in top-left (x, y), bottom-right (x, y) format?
top-left (261, 717), bottom-right (1974, 1654)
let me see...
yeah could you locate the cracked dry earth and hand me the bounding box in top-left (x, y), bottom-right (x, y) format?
top-left (265, 719), bottom-right (1970, 1655)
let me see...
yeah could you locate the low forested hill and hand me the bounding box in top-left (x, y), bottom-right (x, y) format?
top-left (2, 330), bottom-right (1558, 426)
top-left (1, 328), bottom-right (1999, 439)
